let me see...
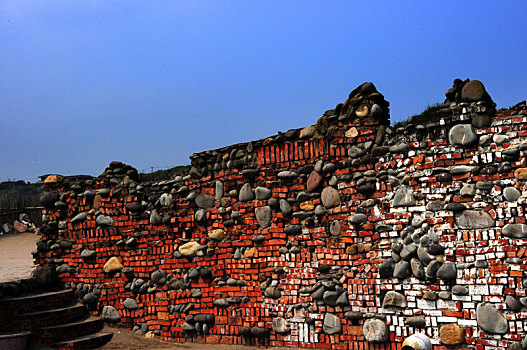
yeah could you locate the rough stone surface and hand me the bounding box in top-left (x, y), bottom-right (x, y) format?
top-left (363, 318), bottom-right (389, 343)
top-left (449, 124), bottom-right (478, 146)
top-left (440, 324), bottom-right (465, 345)
top-left (476, 303), bottom-right (508, 334)
top-left (208, 229), bottom-right (225, 241)
top-left (392, 186), bottom-right (416, 207)
top-left (103, 257), bottom-right (124, 273)
top-left (323, 313), bottom-right (342, 335)
top-left (179, 241), bottom-right (202, 257)
top-left (239, 183), bottom-right (254, 202)
top-left (382, 291), bottom-right (407, 308)
top-left (272, 317), bottom-right (290, 334)
top-left (321, 186), bottom-right (340, 208)
top-left (102, 305), bottom-right (121, 322)
top-left (456, 210), bottom-right (494, 229)
top-left (195, 194), bottom-right (215, 209)
top-left (255, 206), bottom-right (272, 228)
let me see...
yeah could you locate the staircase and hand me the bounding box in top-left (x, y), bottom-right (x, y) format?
top-left (0, 288), bottom-right (113, 349)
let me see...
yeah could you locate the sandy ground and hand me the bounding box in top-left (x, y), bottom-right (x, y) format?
top-left (102, 326), bottom-right (292, 350)
top-left (0, 232), bottom-right (39, 283)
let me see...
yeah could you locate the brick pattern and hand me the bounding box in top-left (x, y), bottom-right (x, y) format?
top-left (34, 107), bottom-right (527, 349)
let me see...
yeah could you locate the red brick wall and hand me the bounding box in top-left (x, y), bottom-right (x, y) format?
top-left (35, 104), bottom-right (527, 349)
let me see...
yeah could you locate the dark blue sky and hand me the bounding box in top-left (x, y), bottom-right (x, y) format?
top-left (1, 1), bottom-right (526, 182)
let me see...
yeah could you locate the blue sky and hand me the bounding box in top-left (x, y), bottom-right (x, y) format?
top-left (1, 1), bottom-right (526, 182)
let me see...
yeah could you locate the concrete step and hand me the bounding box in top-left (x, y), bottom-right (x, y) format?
top-left (17, 304), bottom-right (88, 330)
top-left (35, 317), bottom-right (104, 344)
top-left (54, 331), bottom-right (114, 350)
top-left (0, 289), bottom-right (75, 314)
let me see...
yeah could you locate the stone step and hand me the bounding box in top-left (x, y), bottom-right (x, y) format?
top-left (35, 317), bottom-right (104, 344)
top-left (17, 304), bottom-right (88, 330)
top-left (0, 289), bottom-right (75, 314)
top-left (54, 331), bottom-right (113, 350)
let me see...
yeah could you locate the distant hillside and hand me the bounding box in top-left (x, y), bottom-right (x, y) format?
top-left (0, 180), bottom-right (42, 196)
top-left (139, 165), bottom-right (190, 182)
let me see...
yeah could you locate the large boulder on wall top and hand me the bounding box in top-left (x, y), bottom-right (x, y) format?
top-left (444, 78), bottom-right (496, 109)
top-left (336, 82), bottom-right (390, 125)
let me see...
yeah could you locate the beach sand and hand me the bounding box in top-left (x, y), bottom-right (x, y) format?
top-left (0, 232), bottom-right (39, 283)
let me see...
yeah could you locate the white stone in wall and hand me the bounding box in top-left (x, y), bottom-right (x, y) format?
top-left (437, 299), bottom-right (459, 310)
top-left (470, 284), bottom-right (489, 295)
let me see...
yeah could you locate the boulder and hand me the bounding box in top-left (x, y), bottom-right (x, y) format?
top-left (101, 305), bottom-right (121, 323)
top-left (323, 313), bottom-right (342, 335)
top-left (392, 186), bottom-right (415, 207)
top-left (436, 262), bottom-right (457, 282)
top-left (71, 212), bottom-right (88, 224)
top-left (272, 317), bottom-right (291, 334)
top-left (149, 209), bottom-right (162, 225)
top-left (382, 291), bottom-right (407, 308)
top-left (279, 199), bottom-right (292, 215)
top-left (440, 324), bottom-right (465, 345)
top-left (405, 316), bottom-right (426, 327)
top-left (178, 241), bottom-right (202, 257)
top-left (103, 257), bottom-right (124, 273)
top-left (476, 303), bottom-right (508, 334)
top-left (502, 224), bottom-right (527, 239)
top-left (255, 187), bottom-right (272, 200)
top-left (239, 183), bottom-right (255, 202)
top-left (307, 171), bottom-right (324, 192)
top-left (321, 186), bottom-right (340, 209)
top-left (255, 206), bottom-right (272, 228)
top-left (96, 215), bottom-right (113, 228)
top-left (208, 229), bottom-right (225, 241)
top-left (504, 187), bottom-right (521, 201)
top-left (151, 269), bottom-right (167, 285)
top-left (515, 168), bottom-right (527, 180)
top-left (159, 193), bottom-right (173, 207)
top-left (456, 210), bottom-right (494, 229)
top-left (123, 298), bottom-right (138, 310)
top-left (80, 249), bottom-right (96, 260)
top-left (461, 80), bottom-right (486, 101)
top-left (195, 194), bottom-right (215, 209)
top-left (448, 124), bottom-right (478, 146)
top-left (363, 318), bottom-right (389, 343)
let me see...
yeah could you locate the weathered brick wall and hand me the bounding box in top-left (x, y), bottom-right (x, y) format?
top-left (34, 81), bottom-right (527, 349)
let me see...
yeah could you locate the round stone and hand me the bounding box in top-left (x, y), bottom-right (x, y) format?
top-left (440, 324), bottom-right (465, 345)
top-left (449, 124), bottom-right (478, 146)
top-left (504, 187), bottom-right (521, 201)
top-left (255, 206), bottom-right (272, 228)
top-left (514, 168), bottom-right (527, 180)
top-left (208, 229), bottom-right (225, 241)
top-left (321, 186), bottom-right (340, 209)
top-left (101, 305), bottom-right (121, 323)
top-left (179, 241), bottom-right (202, 257)
top-left (323, 313), bottom-right (342, 335)
top-left (272, 317), bottom-right (290, 334)
top-left (476, 303), bottom-right (508, 334)
top-left (506, 295), bottom-right (522, 311)
top-left (436, 262), bottom-right (457, 281)
top-left (382, 291), bottom-right (407, 308)
top-left (461, 80), bottom-right (486, 101)
top-left (239, 183), bottom-right (255, 202)
top-left (195, 194), bottom-right (214, 209)
top-left (103, 257), bottom-right (123, 273)
top-left (363, 318), bottom-right (389, 343)
top-left (255, 187), bottom-right (272, 200)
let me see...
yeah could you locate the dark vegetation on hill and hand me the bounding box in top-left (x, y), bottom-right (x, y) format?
top-left (139, 165), bottom-right (190, 182)
top-left (393, 103), bottom-right (442, 129)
